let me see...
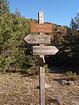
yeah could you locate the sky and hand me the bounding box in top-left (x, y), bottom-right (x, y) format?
top-left (9, 0), bottom-right (79, 26)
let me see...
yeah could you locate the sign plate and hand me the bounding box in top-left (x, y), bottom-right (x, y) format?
top-left (31, 23), bottom-right (52, 33)
top-left (24, 34), bottom-right (51, 44)
top-left (33, 46), bottom-right (59, 55)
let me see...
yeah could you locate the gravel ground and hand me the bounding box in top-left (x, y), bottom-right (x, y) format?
top-left (0, 73), bottom-right (79, 105)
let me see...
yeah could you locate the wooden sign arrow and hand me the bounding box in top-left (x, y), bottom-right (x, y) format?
top-left (33, 46), bottom-right (59, 55)
top-left (24, 34), bottom-right (50, 44)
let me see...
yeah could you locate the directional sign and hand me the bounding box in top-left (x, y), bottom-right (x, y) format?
top-left (33, 46), bottom-right (59, 55)
top-left (24, 11), bottom-right (59, 105)
top-left (24, 34), bottom-right (51, 44)
top-left (31, 23), bottom-right (52, 33)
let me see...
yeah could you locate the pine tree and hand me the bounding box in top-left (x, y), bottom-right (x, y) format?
top-left (70, 14), bottom-right (79, 31)
top-left (0, 0), bottom-right (9, 15)
top-left (15, 8), bottom-right (21, 17)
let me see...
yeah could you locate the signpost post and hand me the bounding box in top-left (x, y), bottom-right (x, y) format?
top-left (38, 11), bottom-right (45, 105)
top-left (24, 11), bottom-right (59, 105)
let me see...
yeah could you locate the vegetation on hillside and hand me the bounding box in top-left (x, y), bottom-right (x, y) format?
top-left (49, 14), bottom-right (79, 72)
top-left (0, 0), bottom-right (39, 73)
top-left (0, 0), bottom-right (79, 73)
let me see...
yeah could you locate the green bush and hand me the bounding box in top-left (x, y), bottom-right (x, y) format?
top-left (64, 71), bottom-right (79, 80)
top-left (0, 12), bottom-right (39, 73)
top-left (44, 64), bottom-right (49, 73)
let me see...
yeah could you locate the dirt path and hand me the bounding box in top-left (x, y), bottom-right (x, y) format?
top-left (0, 73), bottom-right (79, 105)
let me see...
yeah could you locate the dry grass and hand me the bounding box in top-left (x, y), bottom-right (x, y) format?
top-left (0, 72), bottom-right (79, 105)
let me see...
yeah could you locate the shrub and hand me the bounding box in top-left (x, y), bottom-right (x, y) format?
top-left (63, 71), bottom-right (79, 80)
top-left (44, 64), bottom-right (49, 73)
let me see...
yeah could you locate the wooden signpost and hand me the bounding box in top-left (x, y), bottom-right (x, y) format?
top-left (24, 11), bottom-right (59, 105)
top-left (24, 34), bottom-right (51, 44)
top-left (33, 46), bottom-right (59, 55)
top-left (30, 23), bottom-right (53, 33)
